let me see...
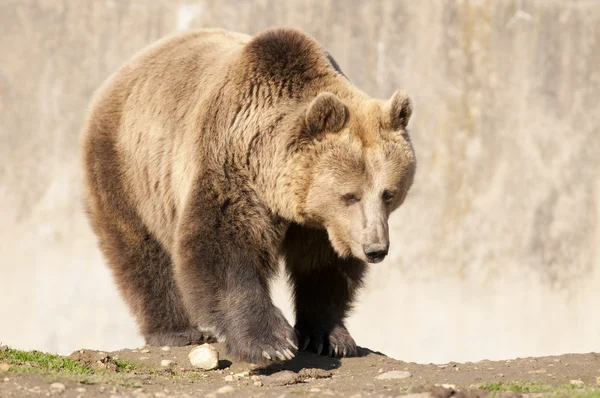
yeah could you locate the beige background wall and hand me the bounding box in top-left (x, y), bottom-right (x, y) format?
top-left (1, 0), bottom-right (599, 364)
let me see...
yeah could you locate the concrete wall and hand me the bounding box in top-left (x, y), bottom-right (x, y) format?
top-left (1, 0), bottom-right (599, 364)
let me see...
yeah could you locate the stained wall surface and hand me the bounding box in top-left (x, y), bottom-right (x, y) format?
top-left (1, 0), bottom-right (599, 363)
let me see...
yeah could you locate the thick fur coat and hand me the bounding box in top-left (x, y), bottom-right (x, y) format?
top-left (81, 27), bottom-right (416, 364)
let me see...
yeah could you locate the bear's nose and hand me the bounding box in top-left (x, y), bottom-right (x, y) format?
top-left (363, 244), bottom-right (389, 263)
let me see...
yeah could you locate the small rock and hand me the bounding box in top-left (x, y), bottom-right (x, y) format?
top-left (3, 377), bottom-right (10, 382)
top-left (154, 393), bottom-right (167, 398)
top-left (250, 375), bottom-right (261, 382)
top-left (138, 356), bottom-right (150, 360)
top-left (76, 388), bottom-right (87, 393)
top-left (436, 383), bottom-right (456, 389)
top-left (233, 371), bottom-right (249, 379)
top-left (141, 349), bottom-right (150, 353)
top-left (375, 370), bottom-right (412, 380)
top-left (189, 344), bottom-right (219, 370)
top-left (160, 359), bottom-right (173, 367)
top-left (570, 380), bottom-right (584, 387)
top-left (161, 346), bottom-right (170, 351)
top-left (263, 370), bottom-right (300, 386)
top-left (528, 368), bottom-right (547, 374)
top-left (50, 382), bottom-right (66, 392)
top-left (597, 376), bottom-right (600, 386)
top-left (298, 368), bottom-right (333, 380)
top-left (0, 363), bottom-right (10, 372)
top-left (216, 385), bottom-right (235, 394)
top-left (224, 375), bottom-right (234, 382)
top-left (253, 381), bottom-right (263, 387)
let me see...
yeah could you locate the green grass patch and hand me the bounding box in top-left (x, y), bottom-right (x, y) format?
top-left (479, 381), bottom-right (553, 393)
top-left (0, 347), bottom-right (92, 375)
top-left (113, 358), bottom-right (135, 372)
top-left (479, 381), bottom-right (600, 398)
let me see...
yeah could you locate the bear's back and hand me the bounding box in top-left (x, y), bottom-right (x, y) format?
top-left (82, 29), bottom-right (252, 250)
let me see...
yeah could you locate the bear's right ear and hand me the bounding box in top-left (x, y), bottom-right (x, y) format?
top-left (305, 92), bottom-right (348, 136)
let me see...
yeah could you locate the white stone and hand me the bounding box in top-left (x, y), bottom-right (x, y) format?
top-left (161, 346), bottom-right (170, 351)
top-left (233, 371), bottom-right (249, 379)
top-left (160, 359), bottom-right (173, 367)
top-left (570, 380), bottom-right (584, 387)
top-left (189, 344), bottom-right (219, 370)
top-left (216, 385), bottom-right (235, 394)
top-left (50, 382), bottom-right (66, 392)
top-left (375, 370), bottom-right (412, 380)
top-left (253, 381), bottom-right (263, 387)
top-left (224, 375), bottom-right (234, 382)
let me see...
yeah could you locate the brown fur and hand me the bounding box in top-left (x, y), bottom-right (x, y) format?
top-left (81, 27), bottom-right (415, 365)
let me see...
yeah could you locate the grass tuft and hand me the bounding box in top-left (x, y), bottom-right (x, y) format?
top-left (0, 347), bottom-right (92, 375)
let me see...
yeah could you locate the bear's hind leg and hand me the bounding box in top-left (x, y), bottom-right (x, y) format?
top-left (83, 132), bottom-right (215, 347)
top-left (282, 223), bottom-right (367, 357)
top-left (89, 205), bottom-right (216, 347)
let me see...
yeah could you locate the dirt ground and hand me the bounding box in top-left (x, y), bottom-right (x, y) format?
top-left (1, 343), bottom-right (599, 398)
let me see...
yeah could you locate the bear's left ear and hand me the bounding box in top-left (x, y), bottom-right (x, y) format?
top-left (305, 92), bottom-right (348, 136)
top-left (386, 89), bottom-right (413, 131)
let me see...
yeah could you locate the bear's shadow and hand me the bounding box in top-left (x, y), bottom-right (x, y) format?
top-left (250, 346), bottom-right (382, 375)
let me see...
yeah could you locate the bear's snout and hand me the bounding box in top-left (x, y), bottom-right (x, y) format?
top-left (362, 243), bottom-right (389, 263)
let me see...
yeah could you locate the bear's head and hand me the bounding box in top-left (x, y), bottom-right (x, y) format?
top-left (297, 89), bottom-right (416, 264)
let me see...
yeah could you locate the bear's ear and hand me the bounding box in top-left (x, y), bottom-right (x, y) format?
top-left (305, 92), bottom-right (348, 136)
top-left (386, 89), bottom-right (413, 131)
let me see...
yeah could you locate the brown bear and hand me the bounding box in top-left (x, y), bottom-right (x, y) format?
top-left (81, 27), bottom-right (416, 365)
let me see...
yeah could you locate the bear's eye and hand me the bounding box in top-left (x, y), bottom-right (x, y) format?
top-left (382, 190), bottom-right (395, 203)
top-left (342, 193), bottom-right (360, 205)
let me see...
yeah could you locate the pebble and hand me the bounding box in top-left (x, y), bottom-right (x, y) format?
top-left (224, 375), bottom-right (234, 382)
top-left (375, 370), bottom-right (412, 380)
top-left (160, 359), bottom-right (173, 367)
top-left (3, 377), bottom-right (9, 382)
top-left (138, 356), bottom-right (150, 360)
top-left (50, 382), bottom-right (66, 392)
top-left (528, 368), bottom-right (547, 374)
top-left (154, 393), bottom-right (167, 398)
top-left (0, 363), bottom-right (10, 372)
top-left (141, 349), bottom-right (150, 353)
top-left (161, 346), bottom-right (170, 351)
top-left (189, 344), bottom-right (219, 370)
top-left (570, 379), bottom-right (584, 387)
top-left (253, 381), bottom-right (263, 387)
top-left (250, 375), bottom-right (261, 382)
top-left (216, 385), bottom-right (235, 394)
top-left (233, 371), bottom-right (249, 379)
top-left (298, 368), bottom-right (332, 379)
top-left (76, 388), bottom-right (87, 393)
top-left (263, 370), bottom-right (300, 386)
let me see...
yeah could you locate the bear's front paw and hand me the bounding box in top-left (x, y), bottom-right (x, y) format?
top-left (296, 323), bottom-right (358, 358)
top-left (225, 306), bottom-right (298, 365)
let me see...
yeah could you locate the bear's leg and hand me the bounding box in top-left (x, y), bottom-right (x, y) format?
top-left (173, 187), bottom-right (298, 365)
top-left (84, 136), bottom-right (214, 347)
top-left (282, 223), bottom-right (367, 357)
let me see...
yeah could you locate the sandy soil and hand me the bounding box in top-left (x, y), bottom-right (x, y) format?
top-left (1, 344), bottom-right (599, 397)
